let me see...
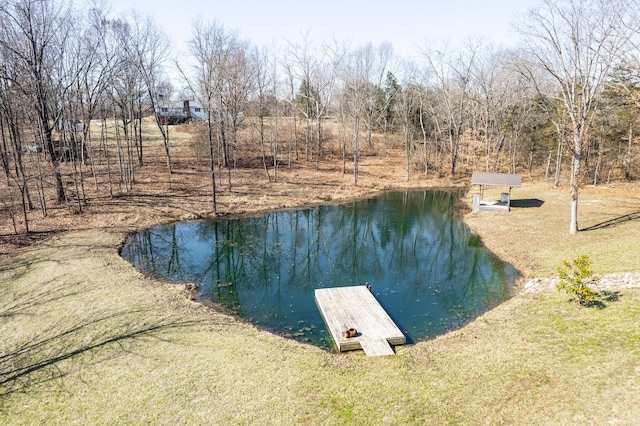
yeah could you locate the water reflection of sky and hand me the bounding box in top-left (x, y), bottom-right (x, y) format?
top-left (122, 190), bottom-right (519, 349)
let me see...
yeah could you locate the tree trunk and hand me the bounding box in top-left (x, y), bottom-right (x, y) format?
top-left (102, 117), bottom-right (114, 198)
top-left (353, 114), bottom-right (360, 185)
top-left (569, 136), bottom-right (582, 234)
top-left (593, 134), bottom-right (603, 186)
top-left (554, 141), bottom-right (562, 188)
top-left (41, 120), bottom-right (66, 202)
top-left (339, 103), bottom-right (347, 174)
top-left (258, 115), bottom-right (271, 180)
top-left (450, 133), bottom-right (459, 175)
top-left (405, 126), bottom-right (412, 180)
top-left (207, 114), bottom-right (218, 213)
top-left (272, 96), bottom-right (279, 182)
top-left (625, 122), bottom-right (633, 180)
top-left (419, 105), bottom-right (429, 177)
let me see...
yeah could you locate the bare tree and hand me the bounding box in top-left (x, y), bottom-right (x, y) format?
top-left (288, 33), bottom-right (346, 165)
top-left (251, 45), bottom-right (276, 181)
top-left (0, 75), bottom-right (32, 232)
top-left (358, 42), bottom-right (397, 149)
top-left (77, 4), bottom-right (119, 192)
top-left (288, 33), bottom-right (321, 162)
top-left (281, 59), bottom-right (301, 163)
top-left (183, 18), bottom-right (237, 213)
top-left (340, 49), bottom-right (367, 184)
top-left (0, 0), bottom-right (70, 203)
top-left (185, 20), bottom-right (251, 192)
top-left (268, 44), bottom-right (282, 181)
top-left (58, 9), bottom-right (89, 213)
top-left (611, 51), bottom-right (640, 180)
top-left (517, 0), bottom-right (636, 233)
top-left (420, 41), bottom-right (480, 175)
top-left (393, 65), bottom-right (421, 180)
top-left (128, 12), bottom-right (172, 174)
top-left (111, 19), bottom-right (142, 190)
top-left (218, 38), bottom-right (254, 182)
top-left (473, 47), bottom-right (511, 172)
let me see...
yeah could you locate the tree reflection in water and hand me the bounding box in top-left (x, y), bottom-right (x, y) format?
top-left (121, 190), bottom-right (518, 349)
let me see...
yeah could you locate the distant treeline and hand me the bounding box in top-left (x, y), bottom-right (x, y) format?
top-left (1, 0), bottom-right (640, 233)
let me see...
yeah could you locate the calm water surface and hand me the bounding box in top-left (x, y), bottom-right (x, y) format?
top-left (121, 190), bottom-right (518, 349)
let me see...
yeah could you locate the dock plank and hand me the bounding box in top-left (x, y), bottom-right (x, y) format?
top-left (360, 339), bottom-right (396, 356)
top-left (315, 285), bottom-right (405, 356)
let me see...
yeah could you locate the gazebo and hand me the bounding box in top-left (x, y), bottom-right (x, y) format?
top-left (471, 172), bottom-right (522, 212)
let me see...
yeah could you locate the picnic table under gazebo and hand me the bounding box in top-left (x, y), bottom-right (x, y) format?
top-left (471, 172), bottom-right (522, 212)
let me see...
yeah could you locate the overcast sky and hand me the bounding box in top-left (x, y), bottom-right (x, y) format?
top-left (109, 0), bottom-right (539, 60)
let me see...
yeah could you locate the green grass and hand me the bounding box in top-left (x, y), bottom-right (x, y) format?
top-left (1, 183), bottom-right (640, 424)
top-left (464, 182), bottom-right (640, 277)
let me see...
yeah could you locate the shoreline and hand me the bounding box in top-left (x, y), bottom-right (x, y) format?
top-left (522, 271), bottom-right (640, 293)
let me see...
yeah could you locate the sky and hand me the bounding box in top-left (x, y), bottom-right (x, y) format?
top-left (109, 0), bottom-right (540, 60)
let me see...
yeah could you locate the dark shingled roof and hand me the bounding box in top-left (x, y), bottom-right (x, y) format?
top-left (471, 172), bottom-right (522, 187)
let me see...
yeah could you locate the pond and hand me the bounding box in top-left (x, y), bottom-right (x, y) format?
top-left (121, 190), bottom-right (519, 349)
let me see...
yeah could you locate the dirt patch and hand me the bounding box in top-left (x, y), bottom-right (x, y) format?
top-left (2, 125), bottom-right (639, 279)
top-left (0, 140), bottom-right (462, 263)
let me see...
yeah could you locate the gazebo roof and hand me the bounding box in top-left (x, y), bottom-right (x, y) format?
top-left (471, 172), bottom-right (522, 187)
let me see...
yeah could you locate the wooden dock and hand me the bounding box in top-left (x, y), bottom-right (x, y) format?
top-left (315, 286), bottom-right (406, 356)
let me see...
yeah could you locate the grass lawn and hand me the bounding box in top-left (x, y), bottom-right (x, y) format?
top-left (463, 182), bottom-right (640, 277)
top-left (2, 177), bottom-right (640, 424)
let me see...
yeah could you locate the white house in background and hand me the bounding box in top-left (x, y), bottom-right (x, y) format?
top-left (156, 100), bottom-right (208, 124)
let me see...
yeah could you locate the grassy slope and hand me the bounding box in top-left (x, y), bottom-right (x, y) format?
top-left (463, 182), bottom-right (640, 277)
top-left (2, 180), bottom-right (640, 424)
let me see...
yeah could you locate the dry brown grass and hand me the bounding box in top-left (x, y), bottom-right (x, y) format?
top-left (463, 180), bottom-right (640, 278)
top-left (2, 227), bottom-right (639, 425)
top-left (2, 123), bottom-right (640, 424)
top-left (0, 121), bottom-right (453, 261)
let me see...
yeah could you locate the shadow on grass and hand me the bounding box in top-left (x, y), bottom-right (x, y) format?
top-left (510, 199), bottom-right (545, 208)
top-left (0, 311), bottom-right (199, 398)
top-left (581, 212), bottom-right (640, 231)
top-left (0, 231), bottom-right (58, 255)
top-left (576, 291), bottom-right (622, 310)
top-left (0, 279), bottom-right (81, 320)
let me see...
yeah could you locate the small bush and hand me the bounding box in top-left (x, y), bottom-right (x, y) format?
top-left (556, 255), bottom-right (599, 306)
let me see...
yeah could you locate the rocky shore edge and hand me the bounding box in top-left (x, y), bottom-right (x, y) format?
top-left (522, 271), bottom-right (640, 293)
